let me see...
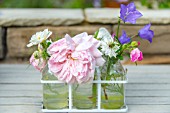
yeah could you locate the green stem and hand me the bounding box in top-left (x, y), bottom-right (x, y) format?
top-left (131, 34), bottom-right (138, 39)
top-left (113, 77), bottom-right (123, 95)
top-left (74, 84), bottom-right (79, 91)
top-left (103, 87), bottom-right (108, 100)
top-left (102, 57), bottom-right (111, 100)
top-left (41, 40), bottom-right (47, 49)
top-left (116, 18), bottom-right (121, 44)
top-left (106, 57), bottom-right (111, 78)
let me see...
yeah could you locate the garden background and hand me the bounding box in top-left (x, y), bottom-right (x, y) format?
top-left (0, 0), bottom-right (170, 64)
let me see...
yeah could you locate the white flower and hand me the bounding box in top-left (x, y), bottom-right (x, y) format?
top-left (97, 28), bottom-right (120, 58)
top-left (27, 29), bottom-right (52, 47)
top-left (97, 28), bottom-right (113, 42)
top-left (100, 40), bottom-right (119, 58)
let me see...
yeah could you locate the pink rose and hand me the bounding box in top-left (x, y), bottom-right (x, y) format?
top-left (47, 32), bottom-right (105, 84)
top-left (30, 51), bottom-right (46, 72)
top-left (130, 48), bottom-right (143, 62)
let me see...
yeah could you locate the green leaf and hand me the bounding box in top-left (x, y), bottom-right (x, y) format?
top-left (94, 30), bottom-right (99, 39)
top-left (47, 42), bottom-right (51, 48)
top-left (118, 56), bottom-right (124, 60)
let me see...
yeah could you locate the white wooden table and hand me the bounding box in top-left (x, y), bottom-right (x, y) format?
top-left (0, 64), bottom-right (170, 113)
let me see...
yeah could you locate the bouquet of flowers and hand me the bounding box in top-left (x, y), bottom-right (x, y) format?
top-left (27, 2), bottom-right (154, 110)
top-left (27, 2), bottom-right (154, 83)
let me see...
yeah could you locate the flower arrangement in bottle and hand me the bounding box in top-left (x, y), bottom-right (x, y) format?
top-left (27, 2), bottom-right (154, 110)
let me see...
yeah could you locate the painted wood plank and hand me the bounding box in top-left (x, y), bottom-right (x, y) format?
top-left (0, 84), bottom-right (42, 90)
top-left (0, 97), bottom-right (42, 105)
top-left (0, 91), bottom-right (42, 97)
top-left (128, 78), bottom-right (170, 83)
top-left (0, 105), bottom-right (42, 113)
top-left (126, 97), bottom-right (170, 105)
top-left (127, 105), bottom-right (170, 113)
top-left (126, 90), bottom-right (170, 97)
top-left (0, 77), bottom-right (41, 83)
top-left (126, 84), bottom-right (170, 90)
top-left (0, 73), bottom-right (40, 76)
top-left (0, 68), bottom-right (36, 73)
top-left (127, 73), bottom-right (170, 78)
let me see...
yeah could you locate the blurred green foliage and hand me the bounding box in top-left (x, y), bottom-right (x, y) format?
top-left (159, 0), bottom-right (170, 9)
top-left (61, 0), bottom-right (93, 8)
top-left (140, 0), bottom-right (170, 9)
top-left (0, 0), bottom-right (93, 8)
top-left (0, 0), bottom-right (55, 8)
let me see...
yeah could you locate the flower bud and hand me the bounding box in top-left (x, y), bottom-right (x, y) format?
top-left (122, 44), bottom-right (128, 49)
top-left (111, 33), bottom-right (115, 39)
top-left (33, 51), bottom-right (40, 59)
top-left (130, 48), bottom-right (143, 62)
top-left (138, 41), bottom-right (140, 46)
top-left (131, 41), bottom-right (138, 47)
top-left (38, 44), bottom-right (43, 53)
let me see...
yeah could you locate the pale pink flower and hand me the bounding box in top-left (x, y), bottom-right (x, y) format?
top-left (30, 51), bottom-right (46, 72)
top-left (47, 32), bottom-right (105, 84)
top-left (130, 48), bottom-right (143, 62)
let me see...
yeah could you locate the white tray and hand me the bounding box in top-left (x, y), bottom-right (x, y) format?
top-left (42, 105), bottom-right (128, 112)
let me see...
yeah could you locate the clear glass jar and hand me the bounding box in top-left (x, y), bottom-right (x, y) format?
top-left (42, 65), bottom-right (68, 109)
top-left (100, 60), bottom-right (126, 109)
top-left (72, 71), bottom-right (98, 109)
top-left (72, 83), bottom-right (97, 109)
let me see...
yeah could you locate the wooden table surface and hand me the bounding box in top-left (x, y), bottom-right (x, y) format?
top-left (0, 64), bottom-right (170, 113)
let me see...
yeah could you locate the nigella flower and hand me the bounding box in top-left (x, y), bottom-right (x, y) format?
top-left (138, 23), bottom-right (154, 43)
top-left (97, 28), bottom-right (120, 58)
top-left (120, 2), bottom-right (142, 24)
top-left (119, 30), bottom-right (131, 44)
top-left (100, 41), bottom-right (120, 58)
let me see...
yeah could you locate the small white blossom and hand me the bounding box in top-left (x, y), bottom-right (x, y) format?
top-left (100, 40), bottom-right (119, 58)
top-left (27, 29), bottom-right (52, 47)
top-left (97, 28), bottom-right (120, 58)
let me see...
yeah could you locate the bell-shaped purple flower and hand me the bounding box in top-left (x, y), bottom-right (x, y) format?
top-left (119, 30), bottom-right (131, 44)
top-left (120, 2), bottom-right (143, 24)
top-left (138, 23), bottom-right (154, 43)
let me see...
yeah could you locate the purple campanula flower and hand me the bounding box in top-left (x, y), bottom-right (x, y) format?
top-left (138, 23), bottom-right (154, 43)
top-left (119, 30), bottom-right (131, 44)
top-left (120, 2), bottom-right (142, 24)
